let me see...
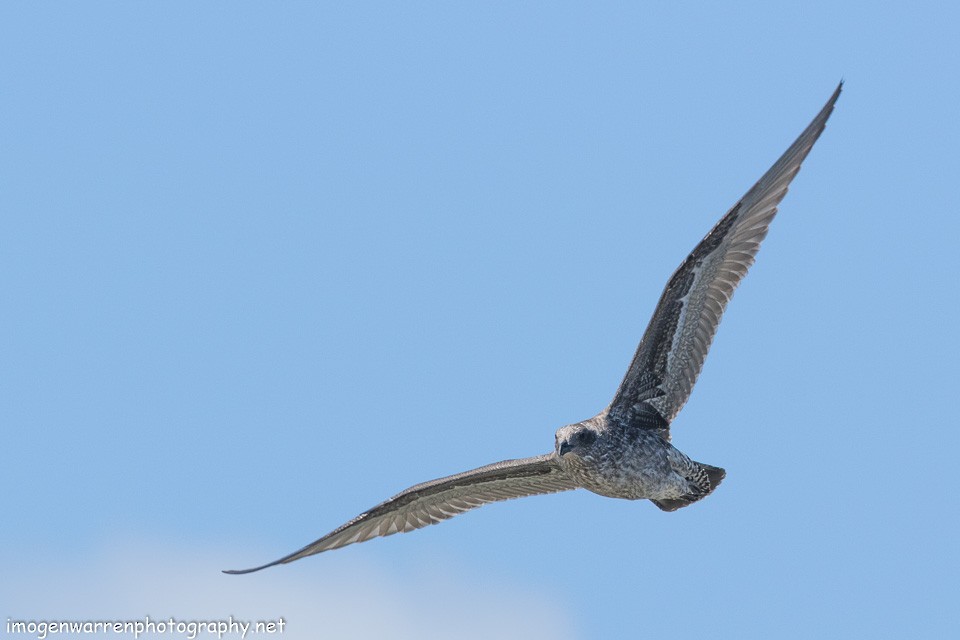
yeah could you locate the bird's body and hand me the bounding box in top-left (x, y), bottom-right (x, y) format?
top-left (226, 82), bottom-right (842, 575)
top-left (555, 413), bottom-right (719, 507)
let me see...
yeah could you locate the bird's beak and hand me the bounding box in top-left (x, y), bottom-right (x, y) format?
top-left (559, 440), bottom-right (573, 457)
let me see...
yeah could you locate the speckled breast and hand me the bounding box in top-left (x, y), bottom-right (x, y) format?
top-left (561, 427), bottom-right (682, 500)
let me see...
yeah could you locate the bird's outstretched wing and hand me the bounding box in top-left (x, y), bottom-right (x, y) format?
top-left (609, 82), bottom-right (842, 427)
top-left (224, 453), bottom-right (575, 573)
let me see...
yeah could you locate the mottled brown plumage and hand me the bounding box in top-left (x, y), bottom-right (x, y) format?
top-left (225, 83), bottom-right (841, 574)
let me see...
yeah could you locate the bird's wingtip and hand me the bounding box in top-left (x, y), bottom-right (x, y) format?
top-left (830, 79), bottom-right (844, 104)
top-left (222, 561), bottom-right (279, 575)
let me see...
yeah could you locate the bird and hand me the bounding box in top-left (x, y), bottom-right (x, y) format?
top-left (225, 82), bottom-right (841, 575)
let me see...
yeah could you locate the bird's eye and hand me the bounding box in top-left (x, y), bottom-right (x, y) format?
top-left (578, 431), bottom-right (596, 445)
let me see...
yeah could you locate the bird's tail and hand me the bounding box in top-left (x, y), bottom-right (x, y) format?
top-left (650, 462), bottom-right (726, 512)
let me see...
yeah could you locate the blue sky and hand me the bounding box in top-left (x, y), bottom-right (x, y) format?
top-left (2, 2), bottom-right (958, 638)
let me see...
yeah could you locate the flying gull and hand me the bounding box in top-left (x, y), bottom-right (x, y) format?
top-left (226, 82), bottom-right (841, 574)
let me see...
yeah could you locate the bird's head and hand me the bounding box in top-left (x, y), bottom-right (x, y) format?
top-left (555, 422), bottom-right (600, 459)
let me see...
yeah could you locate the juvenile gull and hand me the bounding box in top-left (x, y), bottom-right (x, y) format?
top-left (225, 82), bottom-right (841, 574)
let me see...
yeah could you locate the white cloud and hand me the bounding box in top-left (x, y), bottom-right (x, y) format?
top-left (3, 537), bottom-right (577, 640)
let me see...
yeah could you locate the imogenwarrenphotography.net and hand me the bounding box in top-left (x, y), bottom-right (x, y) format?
top-left (5, 616), bottom-right (286, 640)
